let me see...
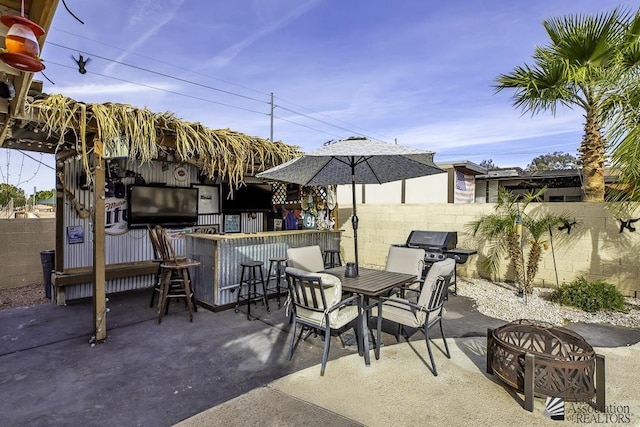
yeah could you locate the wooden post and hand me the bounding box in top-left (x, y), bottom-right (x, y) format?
top-left (486, 328), bottom-right (494, 374)
top-left (93, 139), bottom-right (107, 343)
top-left (595, 354), bottom-right (605, 412)
top-left (524, 353), bottom-right (535, 412)
top-left (52, 155), bottom-right (68, 305)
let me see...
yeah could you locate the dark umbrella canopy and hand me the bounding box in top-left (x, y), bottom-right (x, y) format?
top-left (257, 137), bottom-right (444, 274)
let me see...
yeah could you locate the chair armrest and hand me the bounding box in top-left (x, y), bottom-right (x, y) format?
top-left (378, 296), bottom-right (440, 314)
top-left (327, 294), bottom-right (359, 313)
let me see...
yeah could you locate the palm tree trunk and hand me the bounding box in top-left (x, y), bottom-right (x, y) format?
top-left (579, 109), bottom-right (606, 202)
top-left (525, 243), bottom-right (542, 293)
top-left (507, 234), bottom-right (525, 289)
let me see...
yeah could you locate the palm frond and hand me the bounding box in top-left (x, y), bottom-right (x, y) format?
top-left (25, 94), bottom-right (302, 187)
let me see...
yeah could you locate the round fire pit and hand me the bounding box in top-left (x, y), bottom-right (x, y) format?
top-left (487, 319), bottom-right (600, 403)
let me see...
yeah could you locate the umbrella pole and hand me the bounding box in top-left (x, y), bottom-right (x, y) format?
top-left (351, 164), bottom-right (359, 275)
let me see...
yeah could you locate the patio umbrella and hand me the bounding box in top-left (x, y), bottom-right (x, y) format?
top-left (257, 137), bottom-right (444, 274)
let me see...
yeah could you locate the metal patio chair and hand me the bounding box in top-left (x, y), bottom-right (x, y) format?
top-left (285, 267), bottom-right (360, 376)
top-left (373, 258), bottom-right (455, 375)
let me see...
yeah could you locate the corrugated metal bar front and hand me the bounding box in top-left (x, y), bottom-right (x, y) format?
top-left (186, 231), bottom-right (341, 308)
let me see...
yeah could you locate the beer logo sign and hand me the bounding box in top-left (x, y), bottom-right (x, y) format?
top-left (105, 197), bottom-right (128, 235)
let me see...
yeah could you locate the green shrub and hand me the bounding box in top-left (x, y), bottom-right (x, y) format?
top-left (549, 276), bottom-right (628, 313)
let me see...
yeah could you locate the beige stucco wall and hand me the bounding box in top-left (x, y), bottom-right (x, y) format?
top-left (0, 218), bottom-right (56, 290)
top-left (335, 202), bottom-right (640, 296)
top-left (337, 174), bottom-right (449, 205)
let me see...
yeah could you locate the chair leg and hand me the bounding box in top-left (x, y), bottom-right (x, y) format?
top-left (157, 270), bottom-right (171, 324)
top-left (182, 268), bottom-right (194, 322)
top-left (439, 319), bottom-right (451, 359)
top-left (395, 324), bottom-right (402, 342)
top-left (275, 263), bottom-right (282, 309)
top-left (185, 268), bottom-right (197, 313)
top-left (320, 324), bottom-right (331, 376)
top-left (288, 318), bottom-right (297, 360)
top-left (424, 323), bottom-right (438, 376)
top-left (258, 266), bottom-right (269, 312)
top-left (235, 267), bottom-right (246, 314)
top-left (149, 266), bottom-right (161, 308)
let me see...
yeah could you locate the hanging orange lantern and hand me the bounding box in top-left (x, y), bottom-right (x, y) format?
top-left (0, 14), bottom-right (45, 72)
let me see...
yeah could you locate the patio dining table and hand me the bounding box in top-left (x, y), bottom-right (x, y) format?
top-left (323, 266), bottom-right (416, 365)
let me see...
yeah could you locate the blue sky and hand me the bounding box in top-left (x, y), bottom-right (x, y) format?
top-left (2, 0), bottom-right (638, 194)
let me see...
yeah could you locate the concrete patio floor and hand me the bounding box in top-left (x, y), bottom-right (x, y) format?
top-left (1, 288), bottom-right (639, 426)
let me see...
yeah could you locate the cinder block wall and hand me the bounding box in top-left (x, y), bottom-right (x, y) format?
top-left (336, 202), bottom-right (640, 296)
top-left (0, 219), bottom-right (56, 290)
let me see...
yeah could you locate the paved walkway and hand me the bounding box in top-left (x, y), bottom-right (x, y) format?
top-left (1, 289), bottom-right (639, 426)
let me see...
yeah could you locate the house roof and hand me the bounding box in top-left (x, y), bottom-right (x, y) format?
top-left (436, 160), bottom-right (487, 175)
top-left (476, 168), bottom-right (620, 188)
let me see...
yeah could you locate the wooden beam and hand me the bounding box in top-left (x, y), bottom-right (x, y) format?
top-left (54, 155), bottom-right (64, 273)
top-left (92, 138), bottom-right (107, 343)
top-left (54, 261), bottom-right (159, 287)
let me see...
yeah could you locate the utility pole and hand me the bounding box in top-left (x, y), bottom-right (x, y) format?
top-left (270, 92), bottom-right (274, 142)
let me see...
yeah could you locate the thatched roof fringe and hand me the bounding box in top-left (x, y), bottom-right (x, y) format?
top-left (25, 94), bottom-right (301, 187)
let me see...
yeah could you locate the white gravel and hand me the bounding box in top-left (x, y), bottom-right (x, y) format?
top-left (456, 276), bottom-right (640, 329)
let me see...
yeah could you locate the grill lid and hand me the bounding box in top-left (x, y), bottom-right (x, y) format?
top-left (406, 230), bottom-right (457, 251)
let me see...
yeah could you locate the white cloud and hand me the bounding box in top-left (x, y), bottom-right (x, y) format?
top-left (395, 109), bottom-right (585, 152)
top-left (103, 0), bottom-right (186, 75)
top-left (204, 0), bottom-right (322, 69)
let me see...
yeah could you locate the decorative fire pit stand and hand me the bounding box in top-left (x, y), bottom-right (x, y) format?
top-left (486, 319), bottom-right (605, 412)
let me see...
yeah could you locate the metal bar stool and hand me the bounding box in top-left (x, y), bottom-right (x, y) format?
top-left (235, 260), bottom-right (269, 320)
top-left (323, 249), bottom-right (342, 268)
top-left (266, 257), bottom-right (287, 309)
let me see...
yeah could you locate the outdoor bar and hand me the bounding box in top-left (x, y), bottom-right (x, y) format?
top-left (187, 229), bottom-right (341, 309)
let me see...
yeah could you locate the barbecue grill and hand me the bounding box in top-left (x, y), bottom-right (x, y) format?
top-left (398, 230), bottom-right (477, 293)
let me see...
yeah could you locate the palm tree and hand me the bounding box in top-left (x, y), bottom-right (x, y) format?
top-left (467, 188), bottom-right (569, 294)
top-left (495, 8), bottom-right (640, 202)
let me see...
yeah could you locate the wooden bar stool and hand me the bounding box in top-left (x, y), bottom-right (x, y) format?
top-left (153, 226), bottom-right (201, 324)
top-left (148, 226), bottom-right (197, 314)
top-left (266, 257), bottom-right (287, 309)
top-left (323, 249), bottom-right (342, 268)
top-left (235, 260), bottom-right (269, 320)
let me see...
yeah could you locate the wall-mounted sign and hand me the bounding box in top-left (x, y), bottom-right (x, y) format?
top-left (224, 214), bottom-right (241, 233)
top-left (67, 225), bottom-right (84, 244)
top-left (105, 197), bottom-right (128, 235)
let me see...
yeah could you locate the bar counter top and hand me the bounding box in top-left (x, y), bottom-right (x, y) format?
top-left (188, 229), bottom-right (342, 241)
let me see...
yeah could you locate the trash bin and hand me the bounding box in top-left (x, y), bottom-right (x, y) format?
top-left (40, 250), bottom-right (55, 299)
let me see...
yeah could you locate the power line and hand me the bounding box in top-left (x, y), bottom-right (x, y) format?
top-left (273, 115), bottom-right (343, 139)
top-left (274, 95), bottom-right (394, 141)
top-left (49, 27), bottom-right (273, 98)
top-left (47, 42), bottom-right (268, 105)
top-left (276, 105), bottom-right (370, 140)
top-left (46, 35), bottom-right (394, 142)
top-left (15, 152), bottom-right (45, 187)
top-left (45, 61), bottom-right (270, 116)
top-left (18, 150), bottom-right (54, 170)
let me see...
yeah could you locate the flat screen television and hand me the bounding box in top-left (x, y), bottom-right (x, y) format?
top-left (221, 183), bottom-right (273, 213)
top-left (128, 185), bottom-right (198, 228)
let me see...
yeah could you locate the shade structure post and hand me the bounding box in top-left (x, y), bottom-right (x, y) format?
top-left (350, 159), bottom-right (359, 275)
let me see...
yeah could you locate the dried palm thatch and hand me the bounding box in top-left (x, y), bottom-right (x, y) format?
top-left (25, 94), bottom-right (302, 187)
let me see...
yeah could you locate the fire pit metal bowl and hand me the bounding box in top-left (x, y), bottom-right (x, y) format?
top-left (486, 319), bottom-right (605, 412)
